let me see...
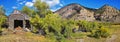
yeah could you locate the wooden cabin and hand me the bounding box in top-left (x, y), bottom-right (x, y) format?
top-left (8, 10), bottom-right (31, 30)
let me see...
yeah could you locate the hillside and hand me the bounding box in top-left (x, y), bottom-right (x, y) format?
top-left (95, 5), bottom-right (120, 22)
top-left (55, 3), bottom-right (95, 21)
top-left (55, 3), bottom-right (120, 23)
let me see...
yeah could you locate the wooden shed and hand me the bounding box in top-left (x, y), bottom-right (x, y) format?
top-left (8, 10), bottom-right (31, 30)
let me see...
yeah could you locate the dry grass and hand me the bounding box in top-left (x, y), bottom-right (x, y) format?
top-left (82, 25), bottom-right (120, 42)
top-left (0, 25), bottom-right (120, 42)
top-left (106, 25), bottom-right (120, 42)
top-left (0, 29), bottom-right (55, 42)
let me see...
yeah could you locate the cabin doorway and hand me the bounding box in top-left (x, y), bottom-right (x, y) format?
top-left (25, 20), bottom-right (31, 29)
top-left (14, 20), bottom-right (23, 28)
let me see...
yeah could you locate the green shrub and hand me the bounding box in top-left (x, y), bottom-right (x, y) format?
top-left (0, 28), bottom-right (2, 35)
top-left (60, 37), bottom-right (75, 42)
top-left (77, 20), bottom-right (101, 32)
top-left (90, 27), bottom-right (110, 38)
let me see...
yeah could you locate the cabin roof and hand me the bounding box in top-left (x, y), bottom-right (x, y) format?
top-left (9, 10), bottom-right (29, 20)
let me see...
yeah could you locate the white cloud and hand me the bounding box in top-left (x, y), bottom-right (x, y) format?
top-left (25, 2), bottom-right (34, 7)
top-left (50, 7), bottom-right (61, 12)
top-left (32, 0), bottom-right (36, 2)
top-left (59, 4), bottom-right (63, 7)
top-left (19, 2), bottom-right (23, 5)
top-left (12, 6), bottom-right (18, 9)
top-left (32, 0), bottom-right (62, 11)
top-left (41, 0), bottom-right (60, 7)
top-left (23, 1), bottom-right (26, 3)
top-left (19, 1), bottom-right (26, 5)
top-left (32, 0), bottom-right (61, 7)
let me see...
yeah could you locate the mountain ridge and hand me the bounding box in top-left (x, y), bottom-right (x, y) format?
top-left (54, 3), bottom-right (120, 23)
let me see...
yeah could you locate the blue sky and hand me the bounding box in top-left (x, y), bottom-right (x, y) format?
top-left (0, 0), bottom-right (120, 16)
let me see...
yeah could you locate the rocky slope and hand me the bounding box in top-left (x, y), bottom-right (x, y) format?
top-left (55, 3), bottom-right (120, 23)
top-left (55, 3), bottom-right (95, 21)
top-left (94, 5), bottom-right (120, 22)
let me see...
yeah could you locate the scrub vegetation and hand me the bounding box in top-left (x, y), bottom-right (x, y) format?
top-left (0, 0), bottom-right (119, 42)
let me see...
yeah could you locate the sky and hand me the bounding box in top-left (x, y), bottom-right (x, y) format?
top-left (0, 0), bottom-right (120, 16)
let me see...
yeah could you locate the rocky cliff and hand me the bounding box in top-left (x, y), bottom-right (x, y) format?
top-left (54, 3), bottom-right (120, 23)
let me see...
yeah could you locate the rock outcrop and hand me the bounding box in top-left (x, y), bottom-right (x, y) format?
top-left (55, 3), bottom-right (120, 23)
top-left (94, 5), bottom-right (120, 22)
top-left (55, 3), bottom-right (95, 21)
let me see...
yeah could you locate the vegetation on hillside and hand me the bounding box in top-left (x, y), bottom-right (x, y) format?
top-left (21, 0), bottom-right (111, 42)
top-left (0, 0), bottom-right (113, 42)
top-left (0, 6), bottom-right (7, 35)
